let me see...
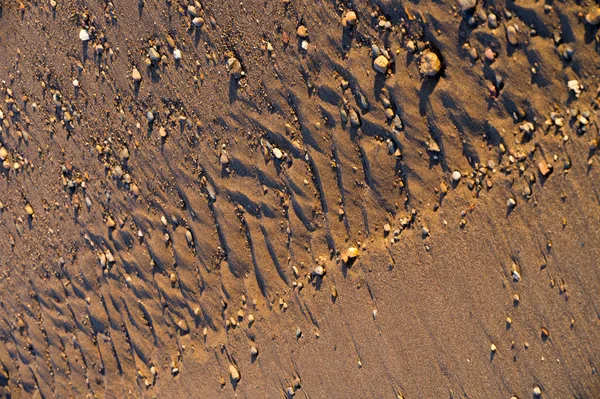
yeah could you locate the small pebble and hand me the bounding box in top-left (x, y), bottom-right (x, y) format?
top-left (347, 247), bottom-right (359, 259)
top-left (296, 25), bottom-right (308, 38)
top-left (229, 364), bottom-right (240, 382)
top-left (419, 51), bottom-right (441, 76)
top-left (79, 29), bottom-right (90, 42)
top-left (585, 8), bottom-right (600, 25)
top-left (452, 170), bottom-right (462, 182)
top-left (506, 26), bottom-right (518, 45)
top-left (458, 0), bottom-right (477, 12)
top-left (132, 67), bottom-right (142, 82)
top-left (345, 11), bottom-right (357, 26)
top-left (373, 55), bottom-right (389, 73)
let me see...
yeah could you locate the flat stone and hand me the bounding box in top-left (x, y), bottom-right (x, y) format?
top-left (538, 160), bottom-right (552, 176)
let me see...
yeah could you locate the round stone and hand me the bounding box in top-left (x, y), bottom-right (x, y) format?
top-left (452, 171), bottom-right (462, 181)
top-left (193, 16), bottom-right (204, 26)
top-left (347, 247), bottom-right (359, 259)
top-left (419, 51), bottom-right (441, 76)
top-left (297, 25), bottom-right (308, 38)
top-left (345, 11), bottom-right (357, 25)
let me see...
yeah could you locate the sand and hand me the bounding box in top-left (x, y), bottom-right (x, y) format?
top-left (0, 0), bottom-right (599, 397)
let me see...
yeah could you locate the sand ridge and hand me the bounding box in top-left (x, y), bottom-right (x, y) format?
top-left (0, 0), bottom-right (599, 397)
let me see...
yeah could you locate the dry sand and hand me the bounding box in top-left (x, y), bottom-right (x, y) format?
top-left (0, 0), bottom-right (599, 397)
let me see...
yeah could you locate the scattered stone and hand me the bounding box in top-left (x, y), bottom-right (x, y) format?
top-left (490, 343), bottom-right (497, 353)
top-left (585, 8), bottom-right (600, 25)
top-left (541, 327), bottom-right (549, 339)
top-left (458, 0), bottom-right (477, 12)
top-left (229, 364), bottom-right (240, 382)
top-left (272, 147), bottom-right (283, 159)
top-left (79, 29), bottom-right (90, 42)
top-left (349, 109), bottom-right (361, 126)
top-left (506, 25), bottom-right (518, 45)
top-left (347, 247), bottom-right (359, 259)
top-left (419, 51), bottom-right (441, 76)
top-left (192, 17), bottom-right (204, 27)
top-left (568, 80), bottom-right (581, 97)
top-left (538, 160), bottom-right (553, 176)
top-left (296, 25), bottom-right (308, 38)
top-left (227, 57), bottom-right (243, 78)
top-left (0, 147), bottom-right (7, 160)
top-left (452, 170), bottom-right (462, 182)
top-left (344, 11), bottom-right (357, 26)
top-left (250, 346), bottom-right (258, 356)
top-left (507, 197), bottom-right (517, 209)
top-left (533, 386), bottom-right (542, 397)
top-left (173, 49), bottom-right (182, 61)
top-left (488, 13), bottom-right (498, 28)
top-left (373, 55), bottom-right (389, 73)
top-left (177, 319), bottom-right (189, 333)
top-left (148, 47), bottom-right (160, 62)
top-left (25, 204), bottom-right (34, 216)
top-left (132, 67), bottom-right (142, 82)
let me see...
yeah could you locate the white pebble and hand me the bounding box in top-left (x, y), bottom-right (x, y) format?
top-left (79, 29), bottom-right (90, 42)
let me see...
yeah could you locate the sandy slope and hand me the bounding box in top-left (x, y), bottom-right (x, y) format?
top-left (0, 0), bottom-right (599, 397)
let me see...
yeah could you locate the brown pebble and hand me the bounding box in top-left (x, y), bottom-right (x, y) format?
top-left (296, 25), bottom-right (308, 38)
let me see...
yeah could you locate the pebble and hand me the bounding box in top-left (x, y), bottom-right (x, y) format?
top-left (173, 49), bottom-right (182, 61)
top-left (585, 8), bottom-right (600, 25)
top-left (132, 67), bottom-right (142, 82)
top-left (229, 364), bottom-right (240, 382)
top-left (349, 109), bottom-right (361, 126)
top-left (0, 147), bottom-right (7, 160)
top-left (538, 160), bottom-right (552, 176)
top-left (314, 265), bottom-right (324, 276)
top-left (458, 0), bottom-right (477, 12)
top-left (177, 319), bottom-right (189, 333)
top-left (296, 25), bottom-right (308, 38)
top-left (490, 343), bottom-right (497, 353)
top-left (506, 26), bottom-right (518, 45)
top-left (419, 51), bottom-right (441, 76)
top-left (147, 111), bottom-right (155, 124)
top-left (272, 148), bottom-right (283, 159)
top-left (25, 204), bottom-right (34, 216)
top-left (250, 346), bottom-right (258, 356)
top-left (148, 47), bottom-right (160, 62)
top-left (507, 197), bottom-right (516, 208)
top-left (345, 11), bottom-right (357, 26)
top-left (227, 57), bottom-right (243, 78)
top-left (192, 17), bottom-right (205, 27)
top-left (452, 170), bottom-right (462, 182)
top-left (484, 48), bottom-right (495, 61)
top-left (533, 386), bottom-right (542, 397)
top-left (347, 247), bottom-right (359, 259)
top-left (488, 13), bottom-right (498, 28)
top-left (373, 55), bottom-right (389, 73)
top-left (79, 29), bottom-right (90, 42)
